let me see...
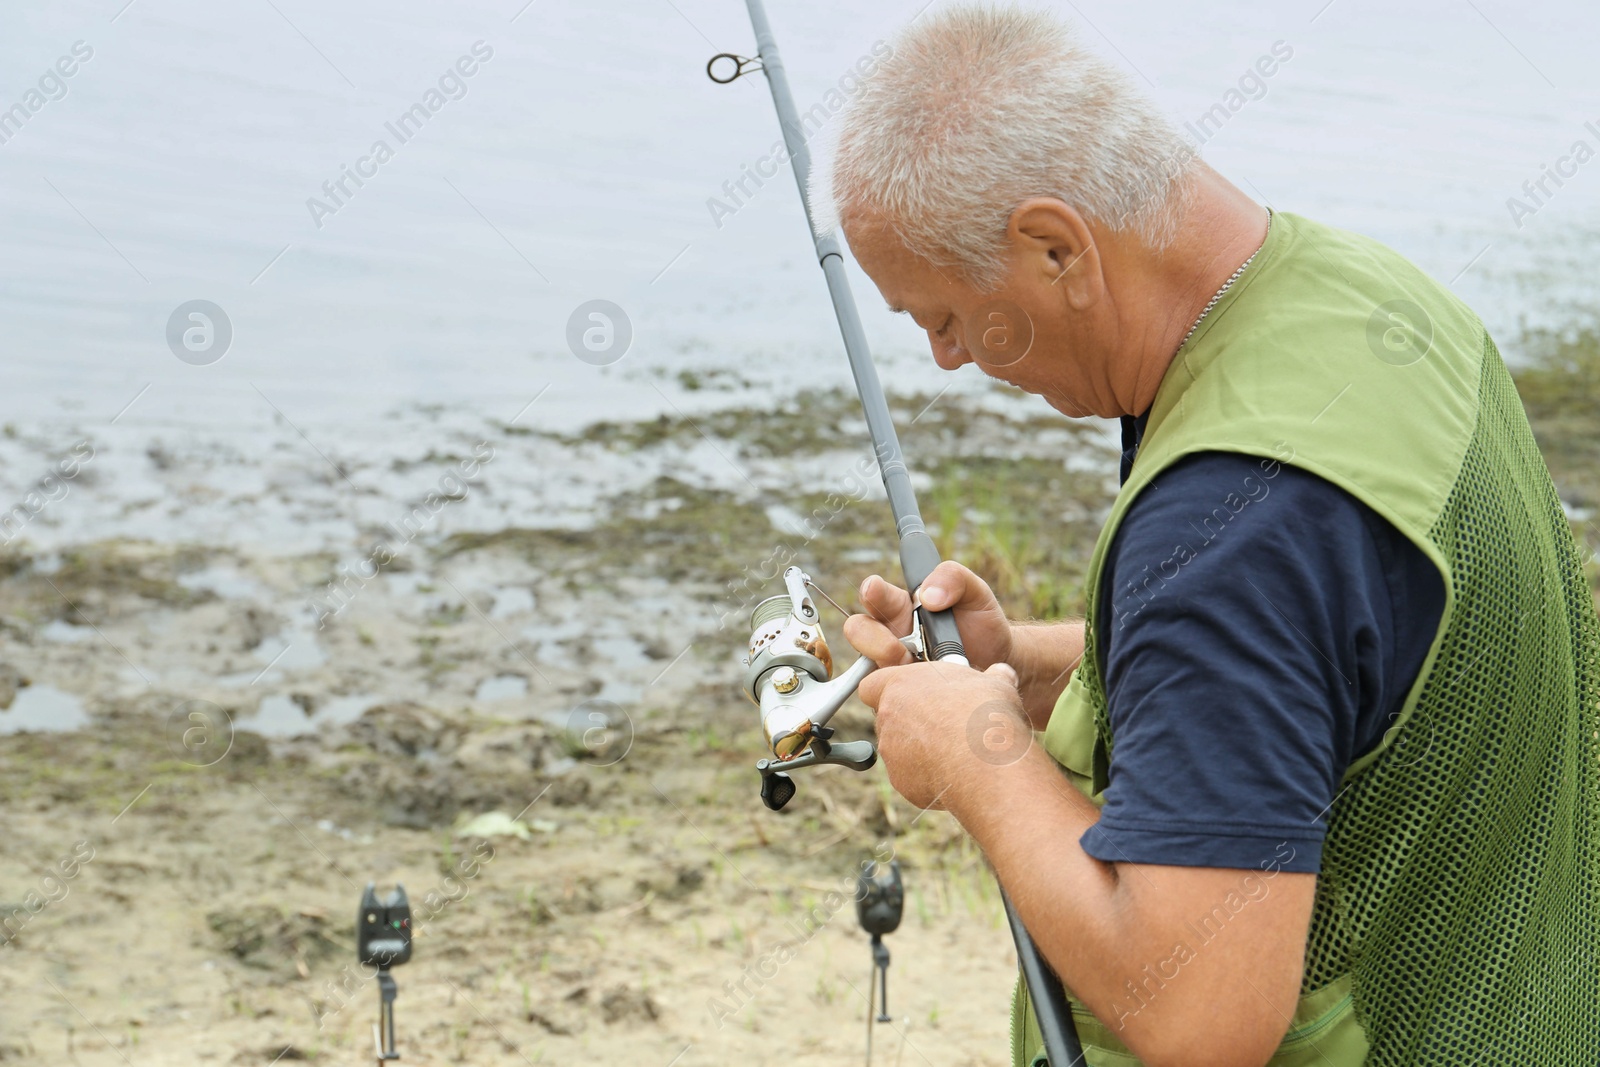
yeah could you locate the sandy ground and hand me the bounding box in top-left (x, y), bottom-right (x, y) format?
top-left (0, 356), bottom-right (1594, 1067)
top-left (0, 390), bottom-right (1117, 1067)
top-left (0, 533), bottom-right (1026, 1066)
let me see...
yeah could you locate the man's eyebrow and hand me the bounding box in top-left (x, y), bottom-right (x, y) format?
top-left (885, 303), bottom-right (908, 315)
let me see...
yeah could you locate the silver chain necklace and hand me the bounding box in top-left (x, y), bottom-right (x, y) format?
top-left (1177, 209), bottom-right (1272, 354)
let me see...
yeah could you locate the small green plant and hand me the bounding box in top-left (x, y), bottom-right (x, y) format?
top-left (687, 723), bottom-right (729, 752)
top-left (438, 833), bottom-right (458, 875)
top-left (522, 887), bottom-right (552, 925)
top-left (558, 728), bottom-right (593, 760)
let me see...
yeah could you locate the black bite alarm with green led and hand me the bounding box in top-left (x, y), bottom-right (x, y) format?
top-left (358, 883), bottom-right (412, 969)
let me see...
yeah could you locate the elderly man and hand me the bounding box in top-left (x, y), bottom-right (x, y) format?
top-left (823, 6), bottom-right (1600, 1067)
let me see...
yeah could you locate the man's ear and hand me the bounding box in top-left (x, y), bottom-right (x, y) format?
top-left (1007, 198), bottom-right (1103, 311)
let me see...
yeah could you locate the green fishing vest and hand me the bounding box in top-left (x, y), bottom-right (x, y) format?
top-left (1013, 211), bottom-right (1600, 1065)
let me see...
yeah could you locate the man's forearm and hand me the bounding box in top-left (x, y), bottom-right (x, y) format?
top-left (1008, 619), bottom-right (1085, 730)
top-left (948, 746), bottom-right (1309, 1067)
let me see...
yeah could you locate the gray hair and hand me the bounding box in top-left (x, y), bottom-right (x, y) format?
top-left (811, 4), bottom-right (1197, 290)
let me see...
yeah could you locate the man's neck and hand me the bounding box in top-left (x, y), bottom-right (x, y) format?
top-left (1105, 165), bottom-right (1271, 417)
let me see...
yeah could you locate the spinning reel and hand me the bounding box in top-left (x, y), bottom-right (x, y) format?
top-left (742, 566), bottom-right (927, 811)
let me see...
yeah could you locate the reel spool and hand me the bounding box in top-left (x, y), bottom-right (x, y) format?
top-left (743, 566), bottom-right (880, 810)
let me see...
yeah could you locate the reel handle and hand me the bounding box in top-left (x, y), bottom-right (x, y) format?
top-left (757, 737), bottom-right (877, 811)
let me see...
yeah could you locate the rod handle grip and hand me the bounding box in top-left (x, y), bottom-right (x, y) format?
top-left (898, 530), bottom-right (966, 661)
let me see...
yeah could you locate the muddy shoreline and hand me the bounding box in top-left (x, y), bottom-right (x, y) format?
top-left (1, 338), bottom-right (1595, 1065)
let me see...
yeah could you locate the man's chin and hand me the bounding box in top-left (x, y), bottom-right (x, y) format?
top-left (1040, 389), bottom-right (1095, 419)
top-left (972, 368), bottom-right (1092, 417)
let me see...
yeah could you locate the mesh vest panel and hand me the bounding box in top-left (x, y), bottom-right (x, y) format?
top-left (1294, 339), bottom-right (1600, 1061)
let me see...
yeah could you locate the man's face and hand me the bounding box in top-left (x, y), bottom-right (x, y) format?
top-left (843, 212), bottom-right (1110, 418)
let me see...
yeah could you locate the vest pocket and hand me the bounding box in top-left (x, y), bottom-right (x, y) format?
top-left (1015, 973), bottom-right (1368, 1066)
top-left (1268, 973), bottom-right (1369, 1065)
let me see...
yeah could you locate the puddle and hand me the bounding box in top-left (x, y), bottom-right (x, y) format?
top-left (239, 693), bottom-right (377, 737)
top-left (519, 613), bottom-right (588, 669)
top-left (591, 634), bottom-right (652, 672)
top-left (383, 572), bottom-right (433, 603)
top-left (250, 631), bottom-right (328, 674)
top-left (220, 636), bottom-right (325, 688)
top-left (489, 586), bottom-right (536, 619)
top-left (597, 679), bottom-right (642, 705)
top-left (0, 685), bottom-right (89, 733)
top-left (520, 615), bottom-right (588, 646)
top-left (474, 674), bottom-right (528, 702)
top-left (178, 565), bottom-right (266, 600)
top-left (765, 503), bottom-right (819, 539)
top-left (40, 620), bottom-right (94, 643)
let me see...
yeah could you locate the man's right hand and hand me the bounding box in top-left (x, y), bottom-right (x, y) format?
top-left (842, 560), bottom-right (1014, 671)
top-left (842, 560), bottom-right (1085, 732)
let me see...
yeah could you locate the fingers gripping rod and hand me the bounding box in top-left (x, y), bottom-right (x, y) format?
top-left (712, 4), bottom-right (1086, 1063)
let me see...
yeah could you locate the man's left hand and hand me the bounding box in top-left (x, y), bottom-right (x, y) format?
top-left (857, 658), bottom-right (1033, 811)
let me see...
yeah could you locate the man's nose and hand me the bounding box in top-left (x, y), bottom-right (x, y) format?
top-left (929, 330), bottom-right (971, 371)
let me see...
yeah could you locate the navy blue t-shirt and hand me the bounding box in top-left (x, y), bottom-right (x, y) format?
top-left (1076, 413), bottom-right (1446, 874)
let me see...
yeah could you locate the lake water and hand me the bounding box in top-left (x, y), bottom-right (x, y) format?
top-left (0, 684), bottom-right (88, 733)
top-left (0, 0), bottom-right (1596, 549)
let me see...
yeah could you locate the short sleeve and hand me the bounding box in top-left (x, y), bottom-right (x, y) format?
top-left (1077, 451), bottom-right (1443, 874)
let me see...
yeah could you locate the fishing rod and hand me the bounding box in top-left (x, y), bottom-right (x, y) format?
top-left (707, 5), bottom-right (1085, 1063)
